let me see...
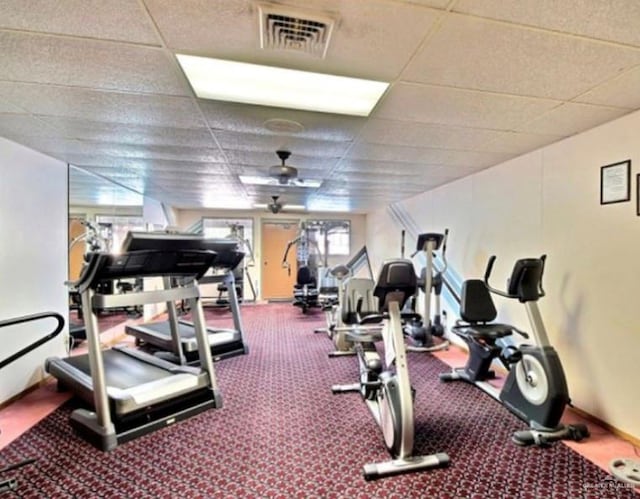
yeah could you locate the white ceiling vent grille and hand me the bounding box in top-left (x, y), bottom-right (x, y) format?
top-left (257, 2), bottom-right (336, 58)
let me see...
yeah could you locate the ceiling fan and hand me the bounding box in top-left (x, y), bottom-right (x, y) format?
top-left (266, 150), bottom-right (319, 187)
top-left (268, 195), bottom-right (284, 214)
top-left (239, 150), bottom-right (322, 188)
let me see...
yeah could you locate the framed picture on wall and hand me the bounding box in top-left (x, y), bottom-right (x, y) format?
top-left (637, 174), bottom-right (640, 216)
top-left (600, 160), bottom-right (631, 205)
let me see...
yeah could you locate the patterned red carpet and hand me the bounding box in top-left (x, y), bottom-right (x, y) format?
top-left (1, 303), bottom-right (636, 498)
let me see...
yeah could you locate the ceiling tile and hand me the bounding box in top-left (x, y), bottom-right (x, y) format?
top-left (403, 13), bottom-right (640, 100)
top-left (575, 66), bottom-right (640, 109)
top-left (0, 0), bottom-right (159, 44)
top-left (472, 130), bottom-right (565, 154)
top-left (515, 102), bottom-right (630, 136)
top-left (0, 98), bottom-right (26, 113)
top-left (440, 149), bottom-right (515, 168)
top-left (67, 156), bottom-right (229, 174)
top-left (36, 116), bottom-right (216, 148)
top-left (347, 142), bottom-right (512, 168)
top-left (0, 31), bottom-right (188, 95)
top-left (339, 159), bottom-right (444, 175)
top-left (0, 113), bottom-right (58, 138)
top-left (373, 82), bottom-right (560, 129)
top-left (359, 119), bottom-right (502, 150)
top-left (0, 82), bottom-right (206, 128)
top-left (214, 131), bottom-right (351, 157)
top-left (348, 142), bottom-right (449, 164)
top-left (199, 100), bottom-right (365, 141)
top-left (453, 0), bottom-right (640, 48)
top-left (145, 0), bottom-right (440, 80)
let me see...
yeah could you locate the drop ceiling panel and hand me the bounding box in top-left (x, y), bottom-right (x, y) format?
top-left (145, 0), bottom-right (441, 80)
top-left (63, 141), bottom-right (227, 163)
top-left (68, 157), bottom-right (230, 175)
top-left (359, 119), bottom-right (503, 150)
top-left (347, 141), bottom-right (514, 167)
top-left (0, 99), bottom-right (25, 113)
top-left (2, 1), bottom-right (640, 214)
top-left (0, 0), bottom-right (159, 44)
top-left (0, 31), bottom-right (189, 95)
top-left (347, 142), bottom-right (449, 164)
top-left (374, 82), bottom-right (560, 129)
top-left (339, 159), bottom-right (445, 175)
top-left (199, 100), bottom-right (366, 141)
top-left (403, 13), bottom-right (640, 100)
top-left (453, 0), bottom-right (640, 48)
top-left (515, 102), bottom-right (630, 136)
top-left (214, 131), bottom-right (351, 157)
top-left (575, 66), bottom-right (640, 109)
top-left (0, 83), bottom-right (206, 128)
top-left (0, 135), bottom-right (84, 157)
top-left (473, 131), bottom-right (566, 154)
top-left (36, 117), bottom-right (217, 148)
top-left (0, 113), bottom-right (58, 138)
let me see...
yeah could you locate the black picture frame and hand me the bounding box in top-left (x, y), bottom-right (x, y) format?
top-left (600, 160), bottom-right (631, 205)
top-left (637, 174), bottom-right (640, 216)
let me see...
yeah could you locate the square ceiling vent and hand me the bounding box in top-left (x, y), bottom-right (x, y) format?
top-left (257, 2), bottom-right (337, 58)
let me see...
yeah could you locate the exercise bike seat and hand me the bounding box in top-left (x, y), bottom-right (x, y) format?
top-left (452, 321), bottom-right (515, 340)
top-left (452, 279), bottom-right (529, 340)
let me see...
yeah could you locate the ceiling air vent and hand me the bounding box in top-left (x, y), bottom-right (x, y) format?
top-left (257, 2), bottom-right (337, 58)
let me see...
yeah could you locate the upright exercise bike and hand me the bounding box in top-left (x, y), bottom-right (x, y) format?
top-left (404, 231), bottom-right (450, 352)
top-left (332, 259), bottom-right (449, 479)
top-left (440, 255), bottom-right (589, 446)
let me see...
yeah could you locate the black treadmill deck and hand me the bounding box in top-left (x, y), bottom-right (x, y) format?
top-left (126, 320), bottom-right (247, 362)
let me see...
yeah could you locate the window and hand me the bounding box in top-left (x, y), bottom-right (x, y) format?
top-left (202, 218), bottom-right (254, 261)
top-left (95, 215), bottom-right (146, 253)
top-left (311, 220), bottom-right (350, 256)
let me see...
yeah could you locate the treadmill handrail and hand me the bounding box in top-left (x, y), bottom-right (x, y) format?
top-left (91, 284), bottom-right (201, 310)
top-left (0, 312), bottom-right (65, 370)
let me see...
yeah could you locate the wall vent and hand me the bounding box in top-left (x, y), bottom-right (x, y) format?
top-left (257, 2), bottom-right (337, 58)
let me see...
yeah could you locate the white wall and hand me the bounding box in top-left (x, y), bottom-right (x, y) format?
top-left (177, 209), bottom-right (367, 301)
top-left (367, 109), bottom-right (640, 440)
top-left (0, 138), bottom-right (68, 404)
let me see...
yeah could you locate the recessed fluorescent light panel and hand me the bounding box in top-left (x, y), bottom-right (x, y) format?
top-left (176, 55), bottom-right (388, 116)
top-left (239, 175), bottom-right (322, 188)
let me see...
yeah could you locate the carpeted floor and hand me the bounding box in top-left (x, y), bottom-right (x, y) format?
top-left (1, 303), bottom-right (636, 498)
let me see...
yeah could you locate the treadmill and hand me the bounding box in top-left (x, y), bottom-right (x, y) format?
top-left (45, 238), bottom-right (222, 451)
top-left (123, 233), bottom-right (249, 364)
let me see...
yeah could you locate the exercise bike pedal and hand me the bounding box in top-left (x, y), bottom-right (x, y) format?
top-left (567, 423), bottom-right (590, 441)
top-left (512, 430), bottom-right (552, 448)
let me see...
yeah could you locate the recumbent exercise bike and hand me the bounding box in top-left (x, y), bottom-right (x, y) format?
top-left (440, 254), bottom-right (589, 446)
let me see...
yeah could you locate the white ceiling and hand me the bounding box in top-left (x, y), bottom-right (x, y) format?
top-left (1, 0), bottom-right (639, 212)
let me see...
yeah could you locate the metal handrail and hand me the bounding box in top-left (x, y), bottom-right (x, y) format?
top-left (0, 312), bottom-right (65, 370)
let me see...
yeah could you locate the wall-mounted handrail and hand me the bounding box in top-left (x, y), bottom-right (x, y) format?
top-left (0, 312), bottom-right (65, 370)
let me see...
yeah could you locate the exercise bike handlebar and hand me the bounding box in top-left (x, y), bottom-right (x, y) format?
top-left (484, 254), bottom-right (547, 300)
top-left (439, 228), bottom-right (449, 273)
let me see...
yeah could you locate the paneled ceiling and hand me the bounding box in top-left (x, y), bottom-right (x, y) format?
top-left (1, 0), bottom-right (640, 213)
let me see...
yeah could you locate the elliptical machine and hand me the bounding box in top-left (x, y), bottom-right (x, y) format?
top-left (404, 231), bottom-right (450, 352)
top-left (440, 254), bottom-right (589, 446)
top-left (332, 259), bottom-right (449, 479)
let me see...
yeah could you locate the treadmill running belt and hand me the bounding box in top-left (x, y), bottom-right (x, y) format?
top-left (64, 349), bottom-right (170, 389)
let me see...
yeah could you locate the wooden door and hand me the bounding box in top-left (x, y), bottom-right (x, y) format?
top-left (262, 221), bottom-right (299, 300)
top-left (68, 217), bottom-right (86, 280)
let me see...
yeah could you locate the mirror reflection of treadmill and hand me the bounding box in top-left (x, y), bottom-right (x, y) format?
top-left (123, 232), bottom-right (249, 364)
top-left (45, 240), bottom-right (222, 451)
